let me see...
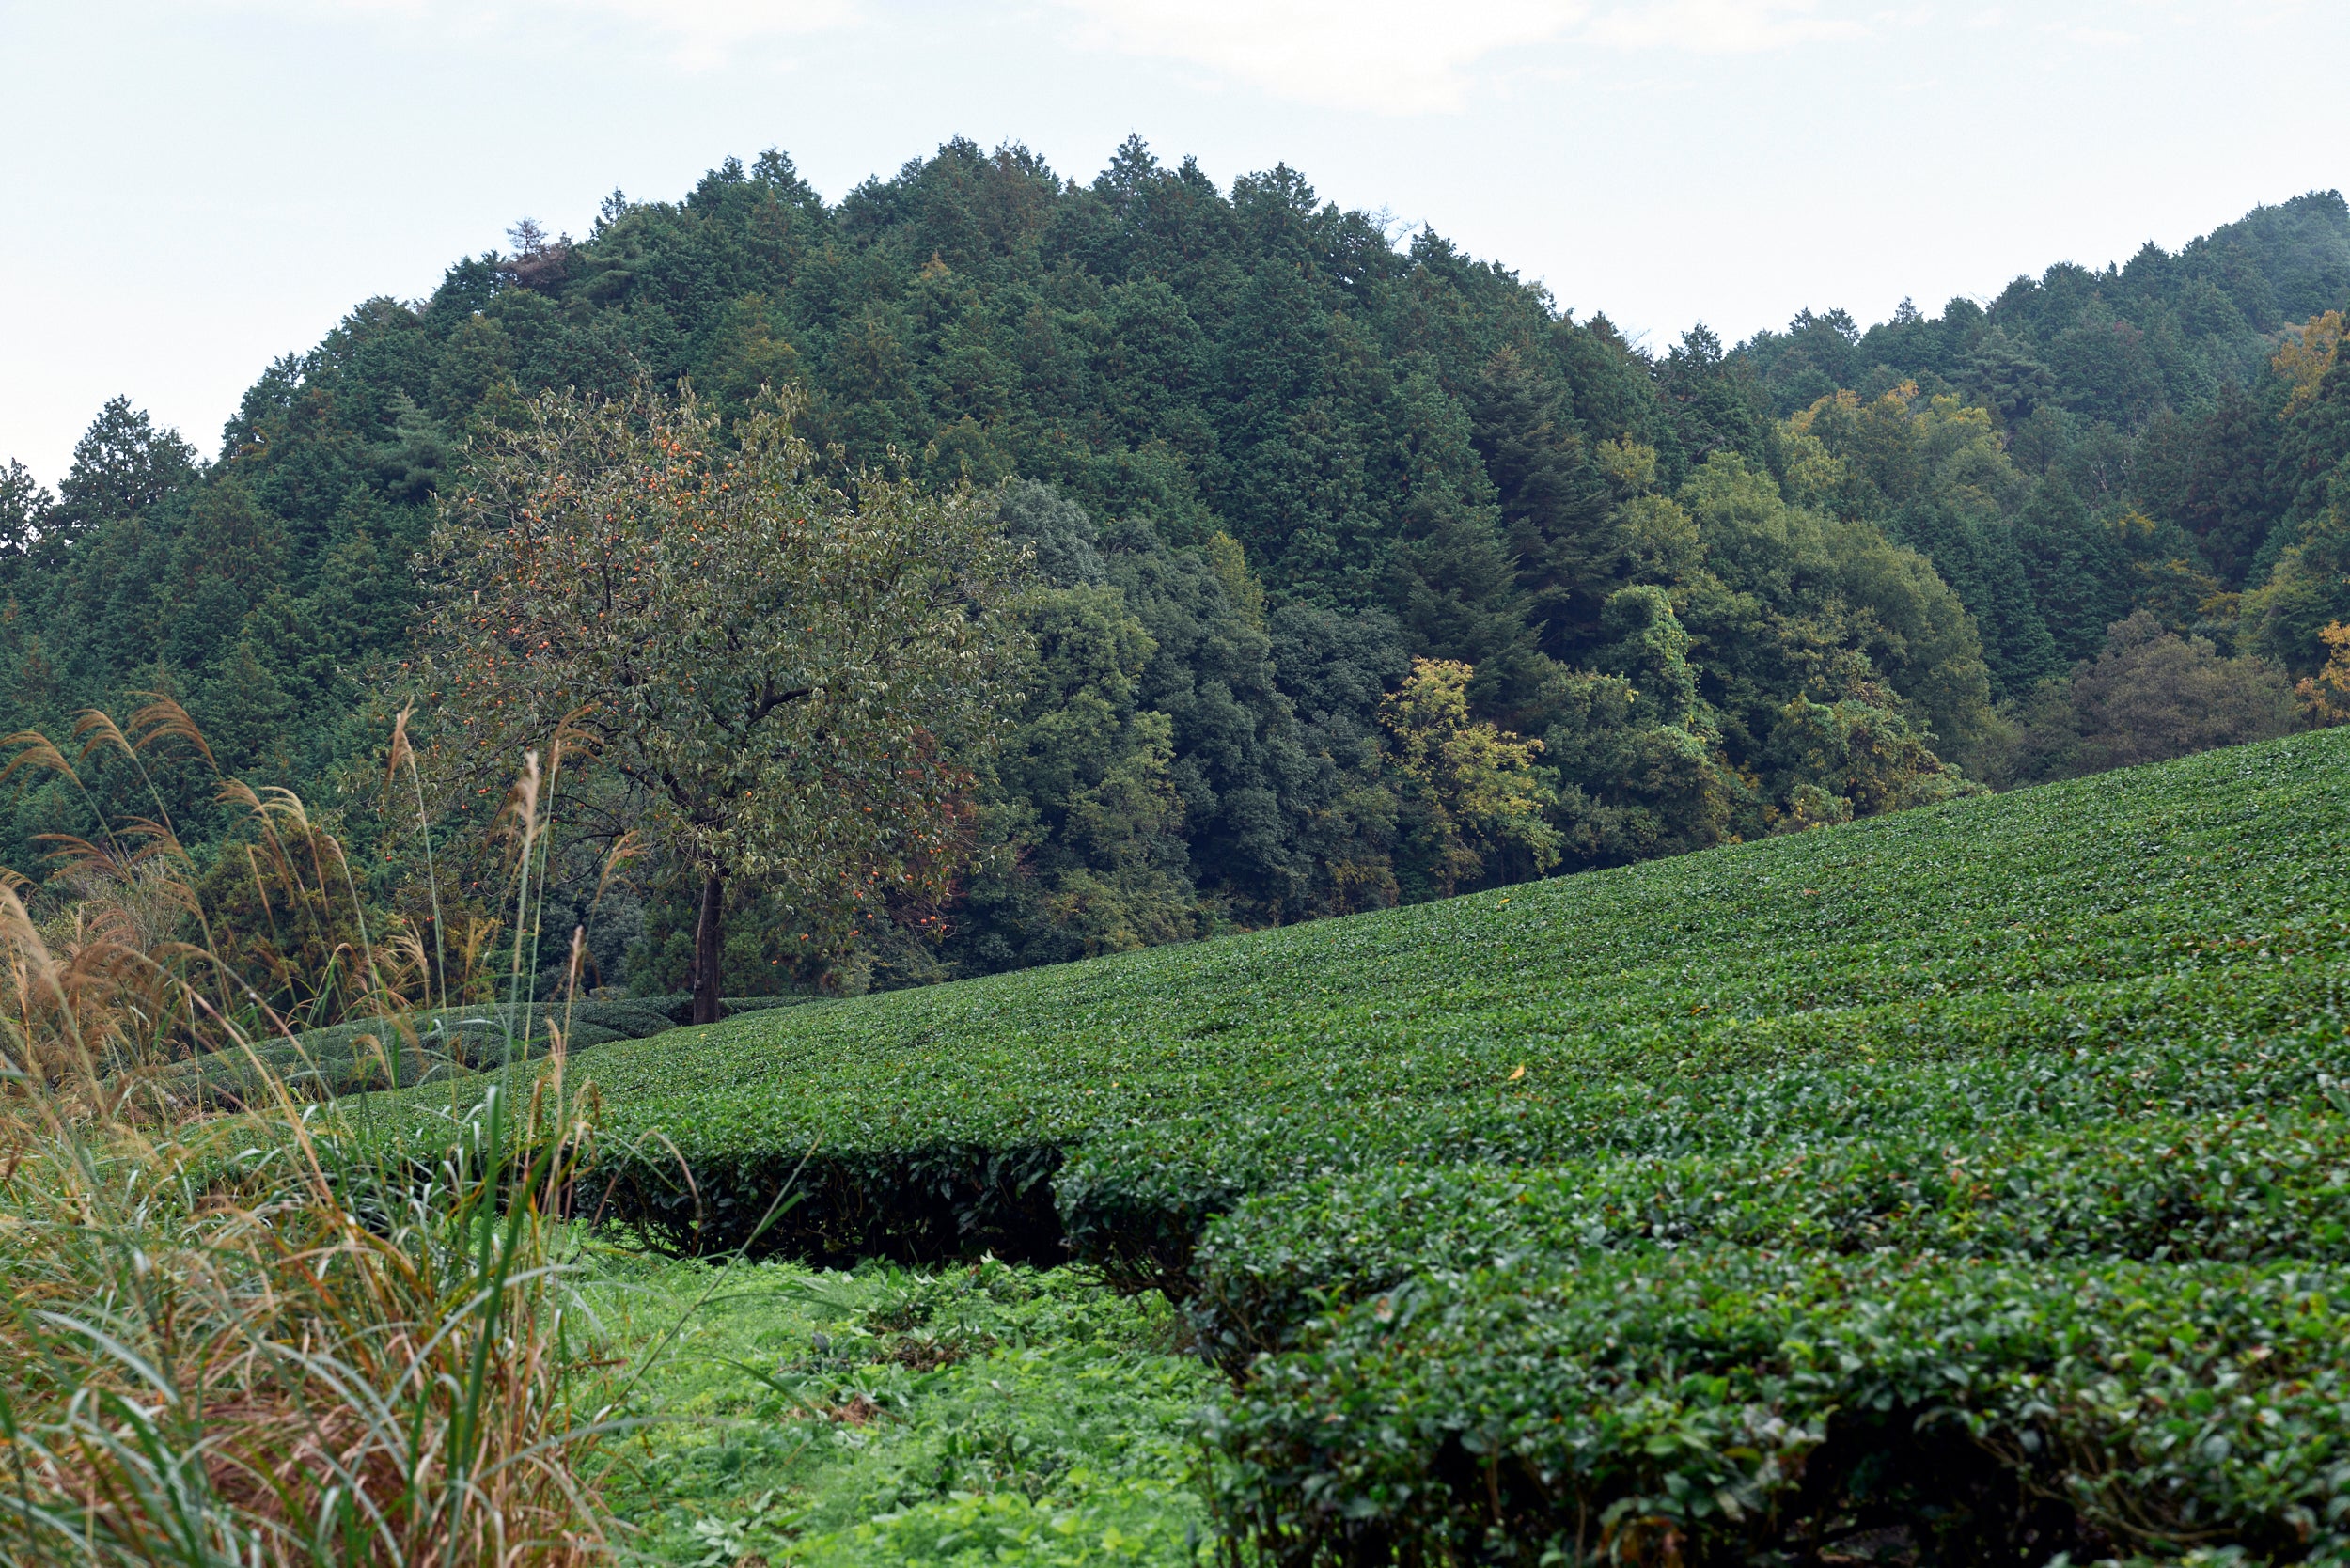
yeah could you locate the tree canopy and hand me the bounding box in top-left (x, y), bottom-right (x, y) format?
top-left (419, 384), bottom-right (1021, 1016)
top-left (4, 141), bottom-right (2345, 993)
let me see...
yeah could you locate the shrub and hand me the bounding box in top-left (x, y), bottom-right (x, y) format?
top-left (0, 705), bottom-right (631, 1564)
top-left (1211, 1248), bottom-right (2350, 1566)
top-left (1188, 1108), bottom-right (2350, 1363)
top-left (136, 996), bottom-right (678, 1109)
top-left (0, 898), bottom-right (617, 1566)
top-left (329, 728), bottom-right (2350, 1562)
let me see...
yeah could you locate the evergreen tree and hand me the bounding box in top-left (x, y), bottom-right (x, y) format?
top-left (1470, 348), bottom-right (1616, 662)
top-left (0, 461), bottom-right (52, 582)
top-left (49, 398), bottom-right (199, 544)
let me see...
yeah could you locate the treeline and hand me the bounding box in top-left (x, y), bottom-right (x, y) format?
top-left (3, 141), bottom-right (2347, 996)
top-left (1741, 195), bottom-right (2350, 692)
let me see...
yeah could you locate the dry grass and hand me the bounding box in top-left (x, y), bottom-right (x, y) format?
top-left (0, 702), bottom-right (629, 1566)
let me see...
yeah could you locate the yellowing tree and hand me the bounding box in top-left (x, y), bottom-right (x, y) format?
top-left (2296, 619), bottom-right (2350, 723)
top-left (2275, 310), bottom-right (2345, 416)
top-left (421, 384), bottom-right (1022, 1023)
top-left (1379, 658), bottom-right (1561, 899)
top-left (1787, 383), bottom-right (2015, 519)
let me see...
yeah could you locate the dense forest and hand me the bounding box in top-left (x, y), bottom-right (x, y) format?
top-left (5, 139), bottom-right (2348, 998)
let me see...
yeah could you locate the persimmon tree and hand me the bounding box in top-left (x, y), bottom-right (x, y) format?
top-left (420, 384), bottom-right (1022, 1023)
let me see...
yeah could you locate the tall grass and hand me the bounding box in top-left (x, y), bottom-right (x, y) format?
top-left (0, 700), bottom-right (628, 1566)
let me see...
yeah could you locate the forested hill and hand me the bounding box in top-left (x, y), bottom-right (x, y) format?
top-left (1741, 193), bottom-right (2350, 424)
top-left (4, 141), bottom-right (2348, 995)
top-left (1732, 191), bottom-right (2350, 691)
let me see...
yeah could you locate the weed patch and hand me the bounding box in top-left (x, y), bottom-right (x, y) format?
top-left (588, 1255), bottom-right (1215, 1567)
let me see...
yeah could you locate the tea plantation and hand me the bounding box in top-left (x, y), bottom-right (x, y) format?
top-left (389, 729), bottom-right (2350, 1562)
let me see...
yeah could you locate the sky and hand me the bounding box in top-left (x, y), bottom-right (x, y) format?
top-left (3, 0), bottom-right (2343, 490)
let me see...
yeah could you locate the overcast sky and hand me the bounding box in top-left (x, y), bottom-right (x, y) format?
top-left (3, 0), bottom-right (2342, 489)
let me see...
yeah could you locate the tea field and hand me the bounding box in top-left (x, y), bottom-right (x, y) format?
top-left (393, 729), bottom-right (2350, 1562)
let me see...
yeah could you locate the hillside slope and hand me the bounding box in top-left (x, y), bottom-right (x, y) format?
top-left (365, 729), bottom-right (2350, 1561)
top-left (453, 727), bottom-right (2350, 1278)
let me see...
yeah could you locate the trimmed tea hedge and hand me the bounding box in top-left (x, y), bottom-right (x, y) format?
top-left (1210, 1247), bottom-right (2350, 1566)
top-left (1188, 1107), bottom-right (2350, 1362)
top-left (1058, 979), bottom-right (2350, 1288)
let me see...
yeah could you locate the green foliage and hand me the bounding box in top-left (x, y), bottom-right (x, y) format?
top-left (2244, 328), bottom-right (2350, 673)
top-left (48, 396), bottom-right (200, 548)
top-left (1787, 386), bottom-right (2060, 695)
top-left (345, 729), bottom-right (2350, 1561)
top-left (1740, 198), bottom-right (2350, 716)
top-left (946, 485), bottom-right (1206, 968)
top-left (418, 383), bottom-right (1023, 1013)
top-left (368, 730), bottom-right (2349, 1281)
top-left (142, 995), bottom-right (684, 1106)
top-left (9, 156), bottom-right (2346, 991)
top-left (1989, 610), bottom-right (2306, 787)
top-left (1189, 1109), bottom-right (2350, 1363)
top-left (1377, 657), bottom-right (1559, 899)
top-left (1054, 964), bottom-right (2346, 1294)
top-left (1742, 195), bottom-right (2349, 422)
top-left (0, 917), bottom-right (620, 1563)
top-left (7, 140), bottom-right (2014, 986)
top-left (9, 166), bottom-right (2347, 1563)
top-left (1214, 1250), bottom-right (2350, 1565)
top-left (1639, 451), bottom-right (1992, 823)
top-left (0, 459), bottom-right (55, 578)
top-left (592, 1255), bottom-right (1214, 1568)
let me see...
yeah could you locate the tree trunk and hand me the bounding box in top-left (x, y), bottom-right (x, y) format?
top-left (689, 870), bottom-right (725, 1026)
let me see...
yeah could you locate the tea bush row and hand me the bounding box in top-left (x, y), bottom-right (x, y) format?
top-left (1056, 974), bottom-right (2350, 1286)
top-left (1187, 1105), bottom-right (2350, 1361)
top-left (524, 957), bottom-right (2350, 1265)
top-left (1211, 1247), bottom-right (2350, 1566)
